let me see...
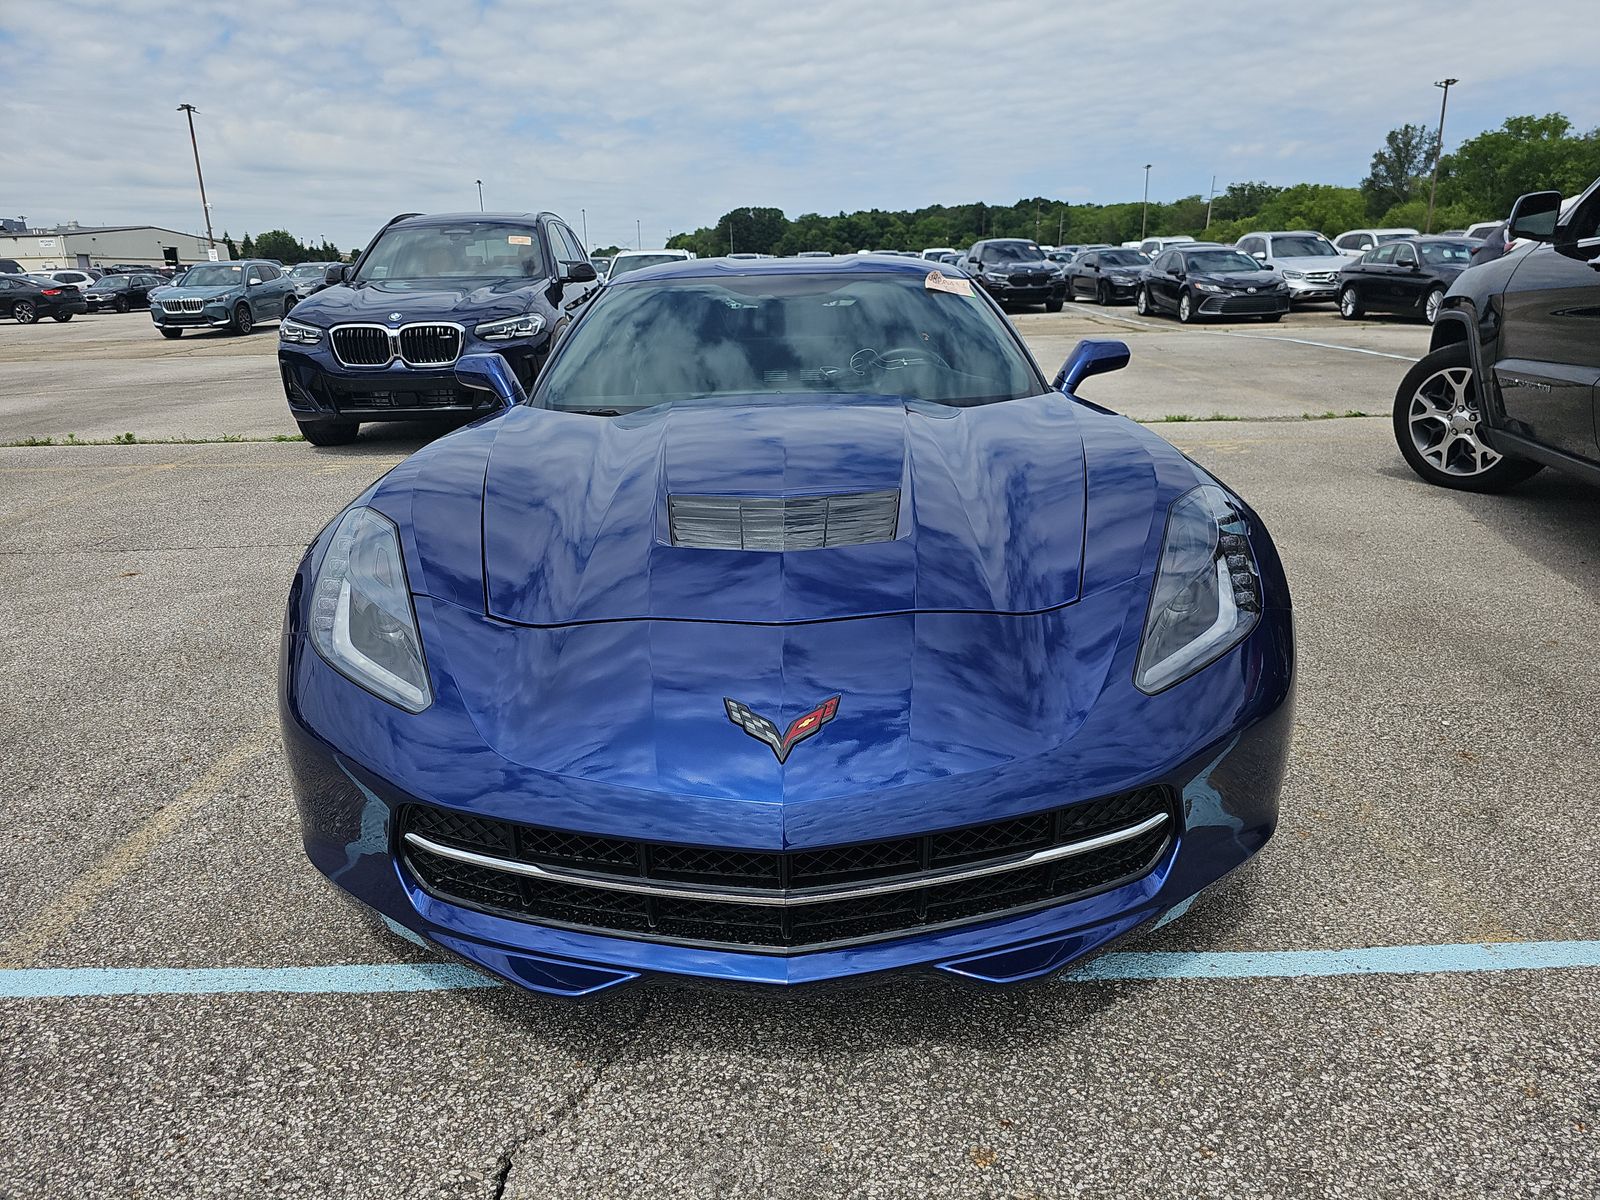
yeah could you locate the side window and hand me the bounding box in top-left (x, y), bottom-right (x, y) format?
top-left (261, 264), bottom-right (281, 280)
top-left (247, 266), bottom-right (263, 284)
top-left (1372, 245), bottom-right (1397, 265)
top-left (1244, 238), bottom-right (1265, 256)
top-left (549, 224), bottom-right (582, 264)
top-left (1082, 253), bottom-right (1098, 268)
top-left (1393, 244), bottom-right (1417, 267)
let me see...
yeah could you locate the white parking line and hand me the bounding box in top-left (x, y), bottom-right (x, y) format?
top-left (1062, 303), bottom-right (1420, 362)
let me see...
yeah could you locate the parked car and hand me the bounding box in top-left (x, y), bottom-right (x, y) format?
top-left (920, 246), bottom-right (959, 260)
top-left (607, 249), bottom-right (694, 280)
top-left (1137, 235), bottom-right (1196, 259)
top-left (150, 259), bottom-right (295, 337)
top-left (936, 251), bottom-right (964, 266)
top-left (1392, 181), bottom-right (1600, 493)
top-left (278, 211), bottom-right (599, 445)
top-left (84, 271), bottom-right (166, 312)
top-left (0, 274), bottom-right (89, 322)
top-left (1065, 248), bottom-right (1150, 305)
top-left (1331, 228), bottom-right (1419, 255)
top-left (100, 263), bottom-right (158, 276)
top-left (287, 261), bottom-right (339, 303)
top-left (0, 258), bottom-right (24, 276)
top-left (279, 252), bottom-right (1295, 996)
top-left (963, 238), bottom-right (1066, 311)
top-left (31, 268), bottom-right (98, 293)
top-left (1462, 221), bottom-right (1502, 241)
top-left (589, 255), bottom-right (613, 275)
top-left (1437, 229), bottom-right (1467, 237)
top-left (795, 251), bottom-right (833, 258)
top-left (1233, 231), bottom-right (1345, 303)
top-left (1336, 237), bottom-right (1473, 324)
top-left (1136, 246), bottom-right (1289, 323)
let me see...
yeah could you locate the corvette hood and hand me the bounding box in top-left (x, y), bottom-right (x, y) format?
top-left (300, 279), bottom-right (539, 325)
top-left (479, 394), bottom-right (1088, 625)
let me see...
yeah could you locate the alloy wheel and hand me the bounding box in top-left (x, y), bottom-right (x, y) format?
top-left (1135, 288), bottom-right (1150, 316)
top-left (1424, 288), bottom-right (1445, 325)
top-left (1178, 293), bottom-right (1193, 323)
top-left (14, 300), bottom-right (37, 324)
top-left (1407, 365), bottom-right (1502, 477)
top-left (1340, 287), bottom-right (1360, 319)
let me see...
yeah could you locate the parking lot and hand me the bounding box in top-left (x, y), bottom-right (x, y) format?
top-left (3, 305), bottom-right (1598, 1198)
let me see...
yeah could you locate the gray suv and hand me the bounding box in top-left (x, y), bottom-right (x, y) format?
top-left (150, 259), bottom-right (296, 338)
top-left (1235, 230), bottom-right (1346, 303)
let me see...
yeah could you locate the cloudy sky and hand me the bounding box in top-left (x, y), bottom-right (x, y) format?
top-left (2, 1), bottom-right (1594, 251)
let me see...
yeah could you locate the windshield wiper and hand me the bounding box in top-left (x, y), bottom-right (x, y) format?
top-left (568, 407), bottom-right (623, 416)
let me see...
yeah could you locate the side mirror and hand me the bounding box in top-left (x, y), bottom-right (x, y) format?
top-left (1508, 191), bottom-right (1560, 243)
top-left (1053, 338), bottom-right (1130, 394)
top-left (1251, 250), bottom-right (1267, 260)
top-left (248, 277), bottom-right (262, 287)
top-left (455, 352), bottom-right (526, 407)
top-left (1259, 261), bottom-right (1274, 270)
top-left (1167, 266), bottom-right (1182, 276)
top-left (324, 264), bottom-right (350, 286)
top-left (561, 261), bottom-right (598, 284)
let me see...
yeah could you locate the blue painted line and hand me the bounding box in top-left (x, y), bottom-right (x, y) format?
top-left (2, 941), bottom-right (1597, 998)
top-left (1065, 940), bottom-right (1600, 982)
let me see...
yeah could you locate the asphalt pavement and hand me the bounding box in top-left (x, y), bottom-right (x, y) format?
top-left (1, 306), bottom-right (1597, 1199)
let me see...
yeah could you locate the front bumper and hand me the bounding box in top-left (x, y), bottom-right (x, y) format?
top-left (152, 299), bottom-right (236, 327)
top-left (1280, 276), bottom-right (1339, 302)
top-left (1196, 291), bottom-right (1291, 317)
top-left (281, 582), bottom-right (1295, 997)
top-left (978, 277), bottom-right (1067, 304)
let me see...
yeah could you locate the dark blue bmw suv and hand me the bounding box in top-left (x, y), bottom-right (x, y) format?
top-left (278, 211), bottom-right (598, 444)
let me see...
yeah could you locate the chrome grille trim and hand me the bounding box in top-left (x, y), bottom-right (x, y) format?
top-left (330, 322), bottom-right (466, 369)
top-left (668, 489), bottom-right (900, 551)
top-left (404, 811), bottom-right (1169, 909)
top-left (163, 297), bottom-right (205, 313)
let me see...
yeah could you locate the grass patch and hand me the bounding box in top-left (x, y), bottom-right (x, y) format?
top-left (1148, 413), bottom-right (1246, 423)
top-left (1301, 409), bottom-right (1375, 420)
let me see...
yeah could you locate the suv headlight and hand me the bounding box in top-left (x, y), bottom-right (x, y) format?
top-left (279, 317), bottom-right (323, 345)
top-left (1135, 485), bottom-right (1263, 693)
top-left (309, 507), bottom-right (432, 713)
top-left (985, 271), bottom-right (1010, 283)
top-left (475, 313), bottom-right (545, 341)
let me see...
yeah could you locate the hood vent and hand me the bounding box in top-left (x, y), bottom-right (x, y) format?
top-left (668, 489), bottom-right (900, 551)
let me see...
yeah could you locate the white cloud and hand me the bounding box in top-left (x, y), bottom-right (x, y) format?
top-left (0, 0), bottom-right (1593, 249)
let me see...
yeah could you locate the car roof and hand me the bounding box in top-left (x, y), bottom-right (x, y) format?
top-left (394, 211), bottom-right (555, 227)
top-left (603, 253), bottom-right (957, 285)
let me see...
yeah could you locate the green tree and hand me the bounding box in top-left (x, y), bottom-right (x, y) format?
top-left (252, 229), bottom-right (304, 263)
top-left (1438, 113), bottom-right (1600, 219)
top-left (221, 231), bottom-right (238, 259)
top-left (1250, 184), bottom-right (1367, 236)
top-left (1361, 123), bottom-right (1438, 218)
top-left (1209, 182), bottom-right (1283, 224)
top-left (239, 232), bottom-right (255, 257)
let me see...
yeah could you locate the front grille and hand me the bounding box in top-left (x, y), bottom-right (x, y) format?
top-left (163, 297), bottom-right (204, 313)
top-left (1205, 294), bottom-right (1284, 315)
top-left (325, 381), bottom-right (481, 412)
top-left (331, 326), bottom-right (392, 367)
top-left (668, 490), bottom-right (900, 551)
top-left (1305, 271), bottom-right (1337, 284)
top-left (398, 324), bottom-right (462, 366)
top-left (400, 786), bottom-right (1177, 952)
top-left (1009, 271), bottom-right (1052, 286)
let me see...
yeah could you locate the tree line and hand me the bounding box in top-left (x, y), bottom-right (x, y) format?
top-left (664, 113), bottom-right (1600, 257)
top-left (220, 230), bottom-right (345, 264)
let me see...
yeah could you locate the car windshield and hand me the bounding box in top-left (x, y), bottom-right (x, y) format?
top-left (608, 254), bottom-right (684, 279)
top-left (535, 272), bottom-right (1045, 414)
top-left (353, 221), bottom-right (548, 284)
top-left (182, 264), bottom-right (244, 287)
top-left (1419, 241), bottom-right (1473, 265)
top-left (1270, 236), bottom-right (1338, 257)
top-left (1101, 250), bottom-right (1147, 266)
top-left (289, 263), bottom-right (326, 278)
top-left (982, 243), bottom-right (1046, 263)
top-left (1186, 250), bottom-right (1263, 273)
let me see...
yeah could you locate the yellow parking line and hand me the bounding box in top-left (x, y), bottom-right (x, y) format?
top-left (0, 733), bottom-right (271, 970)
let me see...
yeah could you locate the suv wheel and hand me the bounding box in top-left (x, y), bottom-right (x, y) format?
top-left (1339, 285), bottom-right (1363, 320)
top-left (1177, 292), bottom-right (1197, 323)
top-left (1045, 296), bottom-right (1064, 313)
top-left (297, 420), bottom-right (359, 446)
top-left (159, 328), bottom-right (183, 339)
top-left (232, 303), bottom-right (254, 335)
top-left (1423, 286), bottom-right (1446, 325)
top-left (1135, 287), bottom-right (1151, 316)
top-left (1393, 343), bottom-right (1543, 492)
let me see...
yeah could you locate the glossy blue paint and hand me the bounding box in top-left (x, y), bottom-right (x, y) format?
top-left (279, 256), bottom-right (1295, 994)
top-left (455, 351), bottom-right (527, 407)
top-left (1053, 338), bottom-right (1131, 394)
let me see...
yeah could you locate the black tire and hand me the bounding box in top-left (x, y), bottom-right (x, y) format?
top-left (1097, 282), bottom-right (1111, 306)
top-left (1259, 314), bottom-right (1283, 323)
top-left (1135, 287), bottom-right (1152, 317)
top-left (13, 300), bottom-right (37, 324)
top-left (296, 419), bottom-right (359, 446)
top-left (1339, 285), bottom-right (1363, 320)
top-left (159, 328), bottom-right (183, 339)
top-left (1392, 342), bottom-right (1543, 493)
top-left (1045, 296), bottom-right (1064, 313)
top-left (1177, 291), bottom-right (1198, 324)
top-left (232, 303), bottom-right (254, 335)
top-left (114, 296), bottom-right (130, 314)
top-left (52, 311), bottom-right (74, 323)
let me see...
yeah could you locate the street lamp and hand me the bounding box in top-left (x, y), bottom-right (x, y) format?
top-left (1424, 78), bottom-right (1458, 234)
top-left (476, 179), bottom-right (484, 212)
top-left (1141, 164), bottom-right (1153, 239)
top-left (636, 219), bottom-right (642, 249)
top-left (176, 104), bottom-right (215, 251)
top-left (581, 208), bottom-right (588, 252)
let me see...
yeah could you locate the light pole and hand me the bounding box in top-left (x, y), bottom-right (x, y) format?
top-left (636, 219), bottom-right (642, 249)
top-left (1424, 78), bottom-right (1458, 234)
top-left (1140, 164), bottom-right (1152, 239)
top-left (581, 208), bottom-right (588, 252)
top-left (176, 104), bottom-right (215, 251)
top-left (1205, 175), bottom-right (1218, 230)
top-left (475, 180), bottom-right (484, 212)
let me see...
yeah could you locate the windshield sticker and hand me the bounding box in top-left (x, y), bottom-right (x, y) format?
top-left (924, 270), bottom-right (973, 297)
top-left (507, 235), bottom-right (532, 246)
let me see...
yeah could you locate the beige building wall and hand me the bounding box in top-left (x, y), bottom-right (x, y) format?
top-left (0, 227), bottom-right (229, 271)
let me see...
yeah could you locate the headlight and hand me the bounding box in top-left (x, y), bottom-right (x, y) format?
top-left (1135, 485), bottom-right (1262, 694)
top-left (309, 507), bottom-right (432, 713)
top-left (985, 272), bottom-right (1010, 283)
top-left (1281, 269), bottom-right (1305, 280)
top-left (279, 317), bottom-right (323, 345)
top-left (1194, 282), bottom-right (1224, 294)
top-left (475, 312), bottom-right (545, 340)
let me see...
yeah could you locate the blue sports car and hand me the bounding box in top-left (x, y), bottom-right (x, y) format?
top-left (280, 255), bottom-right (1294, 997)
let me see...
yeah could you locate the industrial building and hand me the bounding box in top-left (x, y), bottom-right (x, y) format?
top-left (0, 220), bottom-right (230, 271)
